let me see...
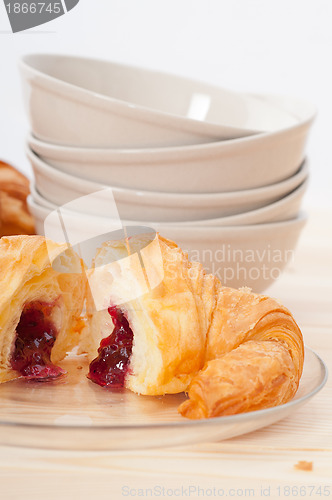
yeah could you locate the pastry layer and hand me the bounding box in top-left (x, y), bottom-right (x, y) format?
top-left (86, 233), bottom-right (304, 417)
top-left (0, 235), bottom-right (86, 382)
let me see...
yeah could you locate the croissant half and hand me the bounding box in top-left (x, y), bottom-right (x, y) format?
top-left (85, 234), bottom-right (207, 395)
top-left (86, 233), bottom-right (304, 418)
top-left (0, 235), bottom-right (86, 382)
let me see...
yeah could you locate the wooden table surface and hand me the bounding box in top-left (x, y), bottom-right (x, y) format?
top-left (0, 209), bottom-right (331, 499)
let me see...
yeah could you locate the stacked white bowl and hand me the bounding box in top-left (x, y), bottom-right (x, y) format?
top-left (21, 54), bottom-right (315, 291)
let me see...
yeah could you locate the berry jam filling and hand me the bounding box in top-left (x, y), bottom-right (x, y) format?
top-left (88, 306), bottom-right (134, 388)
top-left (11, 302), bottom-right (64, 380)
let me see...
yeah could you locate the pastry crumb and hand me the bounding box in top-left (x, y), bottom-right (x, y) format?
top-left (77, 365), bottom-right (83, 370)
top-left (294, 461), bottom-right (313, 471)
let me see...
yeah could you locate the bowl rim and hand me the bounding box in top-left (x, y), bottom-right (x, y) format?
top-left (29, 176), bottom-right (308, 227)
top-left (27, 193), bottom-right (308, 234)
top-left (27, 145), bottom-right (309, 206)
top-left (26, 120), bottom-right (315, 159)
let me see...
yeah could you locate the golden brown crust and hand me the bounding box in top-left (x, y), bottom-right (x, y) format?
top-left (0, 161), bottom-right (35, 236)
top-left (178, 285), bottom-right (304, 418)
top-left (87, 233), bottom-right (209, 395)
top-left (0, 232), bottom-right (304, 417)
top-left (179, 340), bottom-right (299, 418)
top-left (88, 234), bottom-right (304, 416)
top-left (0, 235), bottom-right (86, 381)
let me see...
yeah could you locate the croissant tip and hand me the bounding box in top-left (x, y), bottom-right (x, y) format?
top-left (178, 399), bottom-right (206, 420)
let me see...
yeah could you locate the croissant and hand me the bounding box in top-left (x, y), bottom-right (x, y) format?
top-left (0, 161), bottom-right (35, 237)
top-left (86, 233), bottom-right (304, 418)
top-left (0, 235), bottom-right (86, 383)
top-left (178, 285), bottom-right (304, 418)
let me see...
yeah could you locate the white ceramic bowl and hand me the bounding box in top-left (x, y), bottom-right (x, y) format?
top-left (20, 54), bottom-right (301, 148)
top-left (30, 177), bottom-right (307, 227)
top-left (28, 148), bottom-right (308, 222)
top-left (28, 108), bottom-right (313, 193)
top-left (27, 196), bottom-right (307, 293)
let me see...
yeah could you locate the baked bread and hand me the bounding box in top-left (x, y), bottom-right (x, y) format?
top-left (178, 285), bottom-right (304, 418)
top-left (85, 233), bottom-right (206, 395)
top-left (0, 235), bottom-right (86, 383)
top-left (86, 233), bottom-right (304, 418)
top-left (0, 232), bottom-right (304, 418)
top-left (0, 161), bottom-right (35, 237)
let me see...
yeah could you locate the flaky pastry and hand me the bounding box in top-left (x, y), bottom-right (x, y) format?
top-left (0, 235), bottom-right (86, 382)
top-left (0, 233), bottom-right (304, 418)
top-left (85, 233), bottom-right (304, 418)
top-left (0, 161), bottom-right (35, 237)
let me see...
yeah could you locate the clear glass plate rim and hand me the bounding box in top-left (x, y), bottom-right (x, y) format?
top-left (0, 346), bottom-right (327, 431)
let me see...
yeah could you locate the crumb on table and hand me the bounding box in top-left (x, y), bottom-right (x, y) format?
top-left (294, 461), bottom-right (313, 471)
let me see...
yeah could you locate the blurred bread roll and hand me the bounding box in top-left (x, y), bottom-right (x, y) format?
top-left (0, 161), bottom-right (35, 237)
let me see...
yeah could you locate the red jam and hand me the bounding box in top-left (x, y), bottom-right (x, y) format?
top-left (11, 302), bottom-right (64, 380)
top-left (88, 306), bottom-right (134, 388)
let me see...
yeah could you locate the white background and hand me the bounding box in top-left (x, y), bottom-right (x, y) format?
top-left (0, 0), bottom-right (331, 208)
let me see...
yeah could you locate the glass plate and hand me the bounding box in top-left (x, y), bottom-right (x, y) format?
top-left (0, 347), bottom-right (327, 450)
